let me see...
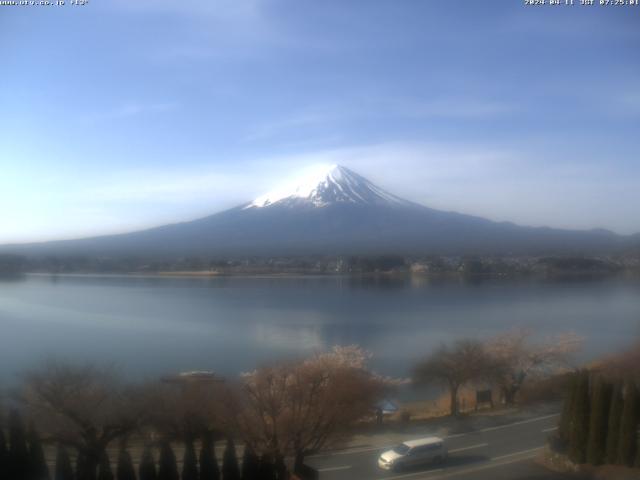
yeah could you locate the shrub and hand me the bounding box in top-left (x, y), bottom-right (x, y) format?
top-left (519, 373), bottom-right (572, 405)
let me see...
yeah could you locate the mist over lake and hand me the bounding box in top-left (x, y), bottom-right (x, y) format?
top-left (1, 273), bottom-right (639, 383)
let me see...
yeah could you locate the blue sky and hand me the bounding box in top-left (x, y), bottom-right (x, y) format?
top-left (1, 0), bottom-right (639, 242)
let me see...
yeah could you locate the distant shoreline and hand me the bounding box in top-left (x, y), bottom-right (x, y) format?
top-left (21, 271), bottom-right (348, 280)
top-left (17, 269), bottom-right (639, 281)
top-left (156, 270), bottom-right (222, 276)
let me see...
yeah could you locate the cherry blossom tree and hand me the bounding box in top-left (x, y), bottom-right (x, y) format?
top-left (486, 329), bottom-right (582, 405)
top-left (231, 346), bottom-right (388, 471)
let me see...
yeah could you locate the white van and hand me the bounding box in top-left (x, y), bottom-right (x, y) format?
top-left (378, 437), bottom-right (448, 471)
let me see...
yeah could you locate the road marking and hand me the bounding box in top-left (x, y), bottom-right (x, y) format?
top-left (542, 426), bottom-right (558, 432)
top-left (383, 468), bottom-right (444, 480)
top-left (448, 443), bottom-right (488, 453)
top-left (376, 446), bottom-right (543, 480)
top-left (478, 413), bottom-right (559, 433)
top-left (490, 446), bottom-right (543, 461)
top-left (422, 450), bottom-right (540, 479)
top-left (308, 445), bottom-right (384, 457)
top-left (317, 465), bottom-right (352, 472)
top-left (309, 413), bottom-right (558, 459)
top-left (318, 444), bottom-right (544, 480)
top-left (315, 440), bottom-right (487, 458)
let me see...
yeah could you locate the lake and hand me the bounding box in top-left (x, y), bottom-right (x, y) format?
top-left (1, 273), bottom-right (639, 383)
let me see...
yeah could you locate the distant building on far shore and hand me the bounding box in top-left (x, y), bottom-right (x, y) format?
top-left (160, 370), bottom-right (223, 385)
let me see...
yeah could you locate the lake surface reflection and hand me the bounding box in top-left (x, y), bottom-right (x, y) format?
top-left (1, 273), bottom-right (639, 382)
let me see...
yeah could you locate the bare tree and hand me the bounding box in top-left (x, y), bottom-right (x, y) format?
top-left (413, 340), bottom-right (492, 416)
top-left (597, 340), bottom-right (640, 381)
top-left (485, 329), bottom-right (582, 405)
top-left (231, 346), bottom-right (387, 471)
top-left (138, 378), bottom-right (226, 442)
top-left (20, 361), bottom-right (143, 480)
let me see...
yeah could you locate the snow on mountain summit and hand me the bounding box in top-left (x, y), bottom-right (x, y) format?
top-left (244, 164), bottom-right (410, 209)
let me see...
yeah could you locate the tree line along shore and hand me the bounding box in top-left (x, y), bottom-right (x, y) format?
top-left (1, 253), bottom-right (639, 277)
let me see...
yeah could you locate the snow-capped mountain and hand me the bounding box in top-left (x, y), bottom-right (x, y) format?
top-left (1, 165), bottom-right (631, 257)
top-left (244, 164), bottom-right (410, 209)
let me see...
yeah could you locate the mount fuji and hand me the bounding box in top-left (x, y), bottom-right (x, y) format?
top-left (243, 164), bottom-right (411, 209)
top-left (2, 165), bottom-right (631, 258)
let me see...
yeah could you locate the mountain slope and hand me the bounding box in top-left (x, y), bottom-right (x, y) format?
top-left (1, 165), bottom-right (633, 257)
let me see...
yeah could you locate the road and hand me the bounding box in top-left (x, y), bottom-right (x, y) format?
top-left (306, 413), bottom-right (567, 480)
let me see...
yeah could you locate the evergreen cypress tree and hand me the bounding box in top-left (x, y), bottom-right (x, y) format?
top-left (221, 439), bottom-right (240, 480)
top-left (558, 373), bottom-right (577, 446)
top-left (8, 409), bottom-right (30, 480)
top-left (0, 429), bottom-right (9, 480)
top-left (568, 370), bottom-right (590, 464)
top-left (240, 446), bottom-right (259, 480)
top-left (586, 376), bottom-right (611, 465)
top-left (27, 426), bottom-right (51, 480)
top-left (157, 441), bottom-right (179, 480)
top-left (97, 452), bottom-right (114, 480)
top-left (273, 455), bottom-right (287, 480)
top-left (77, 451), bottom-right (100, 480)
top-left (139, 445), bottom-right (157, 480)
top-left (116, 449), bottom-right (136, 480)
top-left (76, 452), bottom-right (87, 480)
top-left (199, 434), bottom-right (219, 480)
top-left (182, 438), bottom-right (198, 480)
top-left (617, 381), bottom-right (638, 467)
top-left (256, 454), bottom-right (275, 480)
top-left (605, 381), bottom-right (623, 464)
top-left (54, 446), bottom-right (73, 480)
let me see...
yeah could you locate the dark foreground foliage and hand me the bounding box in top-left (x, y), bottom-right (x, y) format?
top-left (556, 371), bottom-right (640, 468)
